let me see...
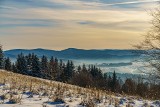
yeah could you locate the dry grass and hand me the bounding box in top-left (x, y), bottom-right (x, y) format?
top-left (0, 70), bottom-right (109, 97)
top-left (0, 70), bottom-right (143, 106)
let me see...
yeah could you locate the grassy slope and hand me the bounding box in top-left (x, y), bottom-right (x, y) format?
top-left (0, 70), bottom-right (158, 107)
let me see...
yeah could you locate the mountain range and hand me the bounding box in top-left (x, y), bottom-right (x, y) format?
top-left (4, 48), bottom-right (141, 60)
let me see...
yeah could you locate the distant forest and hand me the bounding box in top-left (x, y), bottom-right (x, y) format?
top-left (0, 46), bottom-right (159, 100)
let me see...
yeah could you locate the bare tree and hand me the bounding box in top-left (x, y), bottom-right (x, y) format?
top-left (136, 6), bottom-right (160, 78)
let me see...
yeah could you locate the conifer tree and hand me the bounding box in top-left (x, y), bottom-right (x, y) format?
top-left (54, 57), bottom-right (59, 80)
top-left (49, 56), bottom-right (57, 80)
top-left (4, 57), bottom-right (12, 71)
top-left (60, 62), bottom-right (66, 82)
top-left (112, 71), bottom-right (117, 92)
top-left (59, 59), bottom-right (63, 72)
top-left (70, 61), bottom-right (74, 76)
top-left (16, 53), bottom-right (27, 74)
top-left (0, 45), bottom-right (4, 69)
top-left (77, 65), bottom-right (81, 72)
top-left (63, 60), bottom-right (74, 82)
top-left (11, 63), bottom-right (17, 73)
top-left (41, 55), bottom-right (48, 78)
top-left (58, 59), bottom-right (64, 81)
top-left (26, 53), bottom-right (32, 71)
top-left (82, 64), bottom-right (87, 72)
top-left (31, 54), bottom-right (40, 77)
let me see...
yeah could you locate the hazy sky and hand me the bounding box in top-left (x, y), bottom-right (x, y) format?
top-left (0, 0), bottom-right (159, 50)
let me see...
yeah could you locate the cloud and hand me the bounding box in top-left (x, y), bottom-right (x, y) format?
top-left (0, 6), bottom-right (17, 10)
top-left (46, 0), bottom-right (159, 9)
top-left (0, 18), bottom-right (56, 28)
top-left (101, 0), bottom-right (159, 6)
top-left (0, 0), bottom-right (157, 50)
top-left (0, 6), bottom-right (151, 30)
top-left (0, 0), bottom-right (69, 9)
top-left (77, 20), bottom-right (150, 31)
top-left (25, 8), bottom-right (151, 31)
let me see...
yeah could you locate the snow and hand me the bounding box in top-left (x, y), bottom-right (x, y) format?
top-left (0, 70), bottom-right (159, 107)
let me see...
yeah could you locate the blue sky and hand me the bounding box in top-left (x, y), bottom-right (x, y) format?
top-left (0, 0), bottom-right (159, 50)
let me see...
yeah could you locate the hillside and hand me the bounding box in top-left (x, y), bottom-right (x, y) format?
top-left (0, 70), bottom-right (159, 107)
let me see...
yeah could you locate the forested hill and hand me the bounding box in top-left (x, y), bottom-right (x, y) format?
top-left (4, 48), bottom-right (141, 60)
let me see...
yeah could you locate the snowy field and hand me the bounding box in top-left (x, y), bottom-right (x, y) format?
top-left (0, 70), bottom-right (159, 107)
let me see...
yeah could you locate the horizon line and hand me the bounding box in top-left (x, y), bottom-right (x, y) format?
top-left (4, 47), bottom-right (139, 51)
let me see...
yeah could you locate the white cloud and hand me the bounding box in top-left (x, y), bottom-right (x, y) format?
top-left (0, 4), bottom-right (152, 31)
top-left (0, 0), bottom-right (157, 50)
top-left (46, 0), bottom-right (159, 9)
top-left (23, 8), bottom-right (151, 31)
top-left (102, 0), bottom-right (159, 6)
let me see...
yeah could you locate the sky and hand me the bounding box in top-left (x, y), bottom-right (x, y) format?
top-left (0, 0), bottom-right (159, 50)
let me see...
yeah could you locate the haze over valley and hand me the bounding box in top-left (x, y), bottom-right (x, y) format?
top-left (4, 48), bottom-right (146, 75)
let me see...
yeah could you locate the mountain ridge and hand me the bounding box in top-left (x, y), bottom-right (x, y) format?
top-left (4, 48), bottom-right (141, 60)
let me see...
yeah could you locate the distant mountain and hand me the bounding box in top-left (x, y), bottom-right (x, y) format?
top-left (4, 48), bottom-right (141, 60)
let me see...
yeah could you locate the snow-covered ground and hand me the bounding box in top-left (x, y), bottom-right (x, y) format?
top-left (0, 70), bottom-right (159, 107)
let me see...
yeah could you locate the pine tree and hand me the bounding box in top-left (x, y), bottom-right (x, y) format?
top-left (49, 56), bottom-right (56, 80)
top-left (104, 73), bottom-right (108, 80)
top-left (60, 63), bottom-right (66, 82)
top-left (70, 61), bottom-right (74, 76)
top-left (58, 59), bottom-right (64, 81)
top-left (59, 59), bottom-right (63, 72)
top-left (11, 63), bottom-right (17, 73)
top-left (112, 71), bottom-right (117, 92)
top-left (82, 64), bottom-right (87, 72)
top-left (108, 75), bottom-right (112, 90)
top-left (54, 57), bottom-right (59, 80)
top-left (90, 65), bottom-right (103, 78)
top-left (31, 54), bottom-right (40, 77)
top-left (0, 45), bottom-right (4, 69)
top-left (4, 57), bottom-right (12, 71)
top-left (41, 55), bottom-right (48, 78)
top-left (77, 65), bottom-right (81, 72)
top-left (16, 53), bottom-right (27, 74)
top-left (63, 60), bottom-right (74, 82)
top-left (26, 53), bottom-right (32, 71)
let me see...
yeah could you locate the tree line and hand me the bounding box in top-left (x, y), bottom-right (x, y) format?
top-left (0, 45), bottom-right (160, 99)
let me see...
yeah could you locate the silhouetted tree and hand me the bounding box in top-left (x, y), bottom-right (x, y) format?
top-left (26, 53), bottom-right (32, 71)
top-left (135, 6), bottom-right (160, 78)
top-left (112, 71), bottom-right (117, 92)
top-left (4, 57), bottom-right (12, 71)
top-left (71, 64), bottom-right (93, 87)
top-left (136, 82), bottom-right (148, 98)
top-left (48, 57), bottom-right (60, 80)
top-left (11, 63), bottom-right (17, 73)
top-left (16, 53), bottom-right (27, 74)
top-left (122, 79), bottom-right (136, 95)
top-left (77, 65), bottom-right (81, 73)
top-left (41, 55), bottom-right (48, 78)
top-left (63, 60), bottom-right (74, 82)
top-left (31, 54), bottom-right (40, 77)
top-left (58, 59), bottom-right (64, 81)
top-left (0, 45), bottom-right (4, 69)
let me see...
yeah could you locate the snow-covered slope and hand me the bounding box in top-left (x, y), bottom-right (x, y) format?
top-left (0, 70), bottom-right (159, 107)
